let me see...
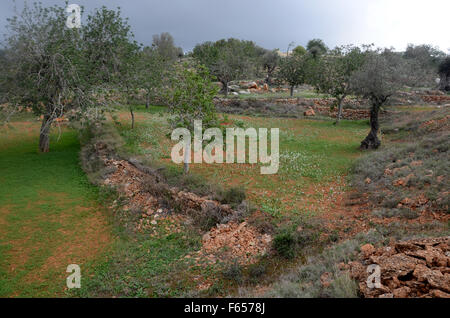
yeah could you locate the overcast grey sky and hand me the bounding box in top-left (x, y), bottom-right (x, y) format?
top-left (1, 0), bottom-right (449, 53)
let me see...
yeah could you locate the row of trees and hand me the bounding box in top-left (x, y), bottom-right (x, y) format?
top-left (190, 38), bottom-right (333, 95)
top-left (191, 35), bottom-right (448, 149)
top-left (276, 44), bottom-right (447, 148)
top-left (1, 2), bottom-right (449, 153)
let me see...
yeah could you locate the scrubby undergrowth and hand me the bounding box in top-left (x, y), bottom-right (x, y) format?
top-left (256, 107), bottom-right (449, 298)
top-left (353, 108), bottom-right (449, 215)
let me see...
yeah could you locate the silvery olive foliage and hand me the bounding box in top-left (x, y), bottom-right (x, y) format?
top-left (350, 49), bottom-right (422, 149)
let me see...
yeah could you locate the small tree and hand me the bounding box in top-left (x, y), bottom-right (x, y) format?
top-left (277, 54), bottom-right (309, 97)
top-left (193, 38), bottom-right (261, 96)
top-left (137, 48), bottom-right (170, 109)
top-left (350, 50), bottom-right (415, 149)
top-left (307, 39), bottom-right (328, 58)
top-left (4, 2), bottom-right (92, 152)
top-left (311, 45), bottom-right (368, 124)
top-left (261, 49), bottom-right (280, 84)
top-left (165, 64), bottom-right (219, 173)
top-left (292, 45), bottom-right (307, 56)
top-left (152, 32), bottom-right (183, 62)
top-left (84, 6), bottom-right (140, 129)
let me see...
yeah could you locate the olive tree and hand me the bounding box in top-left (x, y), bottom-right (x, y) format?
top-left (261, 49), bottom-right (280, 84)
top-left (403, 44), bottom-right (446, 87)
top-left (311, 45), bottom-right (368, 124)
top-left (350, 50), bottom-right (416, 149)
top-left (193, 38), bottom-right (262, 96)
top-left (307, 39), bottom-right (328, 58)
top-left (152, 32), bottom-right (183, 62)
top-left (404, 44), bottom-right (446, 70)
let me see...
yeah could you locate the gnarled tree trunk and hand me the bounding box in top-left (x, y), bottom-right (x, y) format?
top-left (335, 97), bottom-right (344, 125)
top-left (221, 81), bottom-right (229, 97)
top-left (360, 103), bottom-right (381, 150)
top-left (39, 114), bottom-right (52, 153)
top-left (439, 73), bottom-right (450, 92)
top-left (130, 105), bottom-right (135, 129)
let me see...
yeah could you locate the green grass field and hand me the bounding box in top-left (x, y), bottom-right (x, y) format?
top-left (0, 120), bottom-right (112, 297)
top-left (0, 107), bottom-right (370, 297)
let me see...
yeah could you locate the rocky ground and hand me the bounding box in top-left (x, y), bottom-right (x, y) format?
top-left (346, 237), bottom-right (450, 298)
top-left (101, 151), bottom-right (272, 266)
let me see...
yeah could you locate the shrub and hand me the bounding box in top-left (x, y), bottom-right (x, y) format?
top-left (372, 208), bottom-right (419, 219)
top-left (248, 263), bottom-right (267, 280)
top-left (273, 231), bottom-right (296, 259)
top-left (222, 260), bottom-right (243, 283)
top-left (329, 272), bottom-right (359, 298)
top-left (220, 186), bottom-right (246, 205)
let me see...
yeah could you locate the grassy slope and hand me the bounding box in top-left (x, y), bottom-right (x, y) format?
top-left (0, 119), bottom-right (112, 297)
top-left (91, 106), bottom-right (368, 297)
top-left (119, 106), bottom-right (368, 221)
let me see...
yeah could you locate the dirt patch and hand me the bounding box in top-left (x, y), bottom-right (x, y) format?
top-left (25, 228), bottom-right (110, 288)
top-left (0, 204), bottom-right (12, 226)
top-left (419, 114), bottom-right (450, 132)
top-left (2, 194), bottom-right (112, 295)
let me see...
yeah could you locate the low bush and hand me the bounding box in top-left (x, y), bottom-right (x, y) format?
top-left (273, 231), bottom-right (296, 259)
top-left (219, 186), bottom-right (246, 206)
top-left (222, 260), bottom-right (243, 284)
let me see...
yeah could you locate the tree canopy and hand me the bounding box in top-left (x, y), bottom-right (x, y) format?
top-left (3, 3), bottom-right (141, 150)
top-left (192, 38), bottom-right (264, 95)
top-left (277, 54), bottom-right (311, 96)
top-left (307, 39), bottom-right (328, 58)
top-left (152, 32), bottom-right (183, 62)
top-left (311, 45), bottom-right (369, 123)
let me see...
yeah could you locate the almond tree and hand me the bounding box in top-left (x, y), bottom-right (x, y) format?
top-left (311, 45), bottom-right (368, 124)
top-left (4, 2), bottom-right (91, 152)
top-left (83, 6), bottom-right (140, 129)
top-left (165, 64), bottom-right (219, 173)
top-left (277, 54), bottom-right (310, 97)
top-left (138, 47), bottom-right (172, 109)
